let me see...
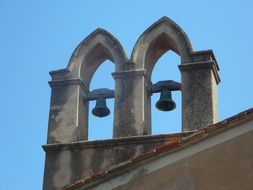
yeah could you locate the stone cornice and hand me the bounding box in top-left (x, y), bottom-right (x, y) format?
top-left (178, 61), bottom-right (221, 84)
top-left (49, 78), bottom-right (89, 94)
top-left (42, 132), bottom-right (194, 152)
top-left (112, 69), bottom-right (146, 78)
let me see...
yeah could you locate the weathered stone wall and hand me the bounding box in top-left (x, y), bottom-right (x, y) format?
top-left (46, 17), bottom-right (220, 144)
top-left (43, 133), bottom-right (189, 189)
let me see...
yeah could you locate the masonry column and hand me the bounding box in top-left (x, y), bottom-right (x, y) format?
top-left (112, 65), bottom-right (151, 138)
top-left (47, 70), bottom-right (89, 143)
top-left (179, 51), bottom-right (220, 131)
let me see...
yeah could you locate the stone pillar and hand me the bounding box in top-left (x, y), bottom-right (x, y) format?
top-left (179, 56), bottom-right (220, 131)
top-left (47, 71), bottom-right (89, 143)
top-left (112, 68), bottom-right (151, 138)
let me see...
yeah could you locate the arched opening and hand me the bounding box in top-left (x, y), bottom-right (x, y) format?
top-left (88, 60), bottom-right (115, 140)
top-left (130, 17), bottom-right (194, 137)
top-left (151, 51), bottom-right (181, 134)
top-left (68, 29), bottom-right (126, 141)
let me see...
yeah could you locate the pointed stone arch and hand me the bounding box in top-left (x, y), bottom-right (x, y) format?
top-left (131, 16), bottom-right (193, 78)
top-left (126, 17), bottom-right (219, 135)
top-left (47, 29), bottom-right (127, 143)
top-left (67, 28), bottom-right (127, 87)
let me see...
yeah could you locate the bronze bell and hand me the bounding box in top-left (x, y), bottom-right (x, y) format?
top-left (155, 89), bottom-right (176, 111)
top-left (92, 97), bottom-right (110, 117)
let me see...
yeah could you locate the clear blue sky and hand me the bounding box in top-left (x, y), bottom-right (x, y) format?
top-left (1, 0), bottom-right (253, 189)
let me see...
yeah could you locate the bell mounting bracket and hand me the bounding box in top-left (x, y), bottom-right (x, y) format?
top-left (151, 80), bottom-right (181, 94)
top-left (84, 88), bottom-right (115, 101)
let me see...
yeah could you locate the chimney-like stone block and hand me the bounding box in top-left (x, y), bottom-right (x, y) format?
top-left (47, 79), bottom-right (88, 143)
top-left (179, 61), bottom-right (219, 131)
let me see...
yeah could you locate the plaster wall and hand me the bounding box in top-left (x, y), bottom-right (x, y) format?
top-left (113, 129), bottom-right (253, 190)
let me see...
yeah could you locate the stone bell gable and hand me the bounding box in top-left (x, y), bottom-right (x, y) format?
top-left (47, 17), bottom-right (219, 144)
top-left (43, 17), bottom-right (222, 190)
